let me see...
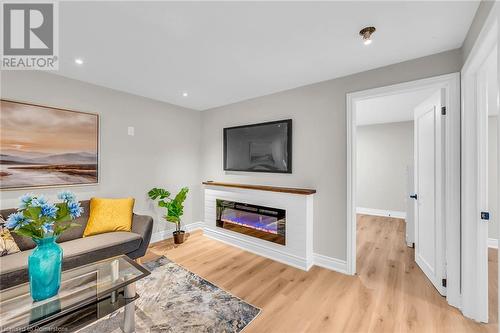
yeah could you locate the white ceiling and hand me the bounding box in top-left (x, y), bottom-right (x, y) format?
top-left (57, 1), bottom-right (479, 111)
top-left (356, 88), bottom-right (437, 126)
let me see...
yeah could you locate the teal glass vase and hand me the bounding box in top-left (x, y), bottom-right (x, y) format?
top-left (28, 236), bottom-right (63, 301)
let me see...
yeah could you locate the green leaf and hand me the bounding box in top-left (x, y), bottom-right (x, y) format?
top-left (149, 187), bottom-right (188, 222)
top-left (25, 206), bottom-right (41, 220)
top-left (173, 187), bottom-right (189, 205)
top-left (54, 222), bottom-right (81, 236)
top-left (148, 188), bottom-right (171, 200)
top-left (55, 203), bottom-right (71, 221)
top-left (14, 226), bottom-right (39, 238)
top-left (53, 225), bottom-right (65, 235)
top-left (165, 215), bottom-right (180, 224)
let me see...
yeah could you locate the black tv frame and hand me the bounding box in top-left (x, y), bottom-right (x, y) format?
top-left (223, 119), bottom-right (292, 174)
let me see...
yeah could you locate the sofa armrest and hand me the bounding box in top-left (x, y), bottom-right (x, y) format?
top-left (128, 213), bottom-right (153, 259)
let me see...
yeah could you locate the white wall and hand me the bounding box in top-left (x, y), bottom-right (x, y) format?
top-left (356, 121), bottom-right (413, 213)
top-left (200, 49), bottom-right (462, 260)
top-left (0, 71), bottom-right (203, 236)
top-left (489, 116), bottom-right (498, 239)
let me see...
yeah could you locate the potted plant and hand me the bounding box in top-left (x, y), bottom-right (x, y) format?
top-left (148, 187), bottom-right (189, 244)
top-left (5, 191), bottom-right (83, 301)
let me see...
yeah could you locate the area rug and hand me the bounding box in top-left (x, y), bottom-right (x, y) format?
top-left (78, 256), bottom-right (260, 333)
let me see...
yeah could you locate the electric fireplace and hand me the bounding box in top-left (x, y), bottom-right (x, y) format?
top-left (216, 199), bottom-right (286, 245)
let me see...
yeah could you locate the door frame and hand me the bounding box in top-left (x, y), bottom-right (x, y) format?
top-left (497, 6), bottom-right (500, 327)
top-left (346, 72), bottom-right (461, 309)
top-left (460, 5), bottom-right (498, 322)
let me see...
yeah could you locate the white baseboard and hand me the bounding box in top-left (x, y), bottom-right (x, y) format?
top-left (150, 220), bottom-right (349, 275)
top-left (313, 253), bottom-right (348, 275)
top-left (204, 226), bottom-right (311, 271)
top-left (203, 226), bottom-right (349, 275)
top-left (356, 207), bottom-right (406, 219)
top-left (150, 221), bottom-right (205, 244)
top-left (152, 224), bottom-right (349, 276)
top-left (185, 221), bottom-right (205, 232)
top-left (488, 238), bottom-right (498, 249)
top-left (150, 229), bottom-right (173, 244)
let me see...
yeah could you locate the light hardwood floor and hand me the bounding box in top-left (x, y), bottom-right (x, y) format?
top-left (143, 215), bottom-right (497, 332)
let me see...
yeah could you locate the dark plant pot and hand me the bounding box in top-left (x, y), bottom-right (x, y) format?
top-left (173, 230), bottom-right (186, 244)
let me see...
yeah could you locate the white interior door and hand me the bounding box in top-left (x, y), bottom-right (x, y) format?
top-left (413, 89), bottom-right (446, 295)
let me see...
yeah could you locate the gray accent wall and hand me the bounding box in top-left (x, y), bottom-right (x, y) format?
top-left (356, 121), bottom-right (413, 213)
top-left (201, 49), bottom-right (462, 260)
top-left (462, 0), bottom-right (495, 63)
top-left (0, 71), bottom-right (203, 236)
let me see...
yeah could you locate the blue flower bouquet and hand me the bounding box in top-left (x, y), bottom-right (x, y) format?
top-left (5, 191), bottom-right (83, 301)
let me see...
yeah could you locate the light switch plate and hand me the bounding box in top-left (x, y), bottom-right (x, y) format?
top-left (127, 126), bottom-right (135, 136)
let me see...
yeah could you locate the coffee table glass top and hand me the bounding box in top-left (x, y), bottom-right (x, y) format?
top-left (0, 255), bottom-right (150, 331)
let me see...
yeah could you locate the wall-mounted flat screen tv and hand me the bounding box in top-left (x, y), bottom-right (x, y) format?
top-left (223, 119), bottom-right (292, 173)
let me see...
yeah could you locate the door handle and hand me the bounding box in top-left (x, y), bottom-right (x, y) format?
top-left (409, 194), bottom-right (418, 200)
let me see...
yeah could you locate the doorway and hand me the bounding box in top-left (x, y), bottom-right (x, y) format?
top-left (462, 23), bottom-right (500, 323)
top-left (355, 86), bottom-right (444, 294)
top-left (461, 15), bottom-right (498, 323)
top-left (346, 73), bottom-right (461, 309)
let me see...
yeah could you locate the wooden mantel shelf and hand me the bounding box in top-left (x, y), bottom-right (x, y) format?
top-left (202, 181), bottom-right (316, 195)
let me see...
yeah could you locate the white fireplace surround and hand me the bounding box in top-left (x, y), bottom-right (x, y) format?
top-left (203, 184), bottom-right (314, 270)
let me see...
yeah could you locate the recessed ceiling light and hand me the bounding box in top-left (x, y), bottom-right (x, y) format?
top-left (359, 27), bottom-right (376, 45)
top-left (74, 58), bottom-right (84, 65)
top-left (182, 92), bottom-right (188, 97)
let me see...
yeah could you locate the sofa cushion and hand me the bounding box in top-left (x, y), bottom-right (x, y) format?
top-left (0, 249), bottom-right (31, 275)
top-left (10, 234), bottom-right (35, 252)
top-left (0, 232), bottom-right (142, 289)
top-left (63, 231), bottom-right (141, 258)
top-left (84, 198), bottom-right (135, 237)
top-left (57, 216), bottom-right (89, 243)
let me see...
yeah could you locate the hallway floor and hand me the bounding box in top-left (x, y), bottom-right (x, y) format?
top-left (357, 214), bottom-right (497, 332)
top-left (142, 215), bottom-right (497, 332)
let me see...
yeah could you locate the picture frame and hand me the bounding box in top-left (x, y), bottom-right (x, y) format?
top-left (0, 99), bottom-right (99, 190)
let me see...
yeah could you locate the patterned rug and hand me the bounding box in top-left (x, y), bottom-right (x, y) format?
top-left (78, 256), bottom-right (260, 332)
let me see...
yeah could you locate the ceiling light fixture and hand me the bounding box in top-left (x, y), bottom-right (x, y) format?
top-left (182, 91), bottom-right (188, 97)
top-left (359, 27), bottom-right (376, 45)
top-left (74, 58), bottom-right (84, 65)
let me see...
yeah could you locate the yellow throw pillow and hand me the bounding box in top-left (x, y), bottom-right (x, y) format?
top-left (83, 197), bottom-right (135, 237)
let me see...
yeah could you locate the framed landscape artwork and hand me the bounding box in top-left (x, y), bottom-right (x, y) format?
top-left (0, 100), bottom-right (99, 190)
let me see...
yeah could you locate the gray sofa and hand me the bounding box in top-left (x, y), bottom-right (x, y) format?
top-left (0, 200), bottom-right (153, 290)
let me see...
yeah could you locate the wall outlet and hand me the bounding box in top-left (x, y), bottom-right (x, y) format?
top-left (127, 126), bottom-right (135, 136)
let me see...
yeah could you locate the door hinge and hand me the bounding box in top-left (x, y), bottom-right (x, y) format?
top-left (481, 212), bottom-right (490, 220)
top-left (441, 106), bottom-right (446, 115)
top-left (442, 278), bottom-right (447, 288)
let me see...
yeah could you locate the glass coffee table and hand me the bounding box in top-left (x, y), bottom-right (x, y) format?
top-left (0, 255), bottom-right (150, 332)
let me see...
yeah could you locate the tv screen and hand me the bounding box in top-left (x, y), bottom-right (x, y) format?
top-left (223, 119), bottom-right (292, 173)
